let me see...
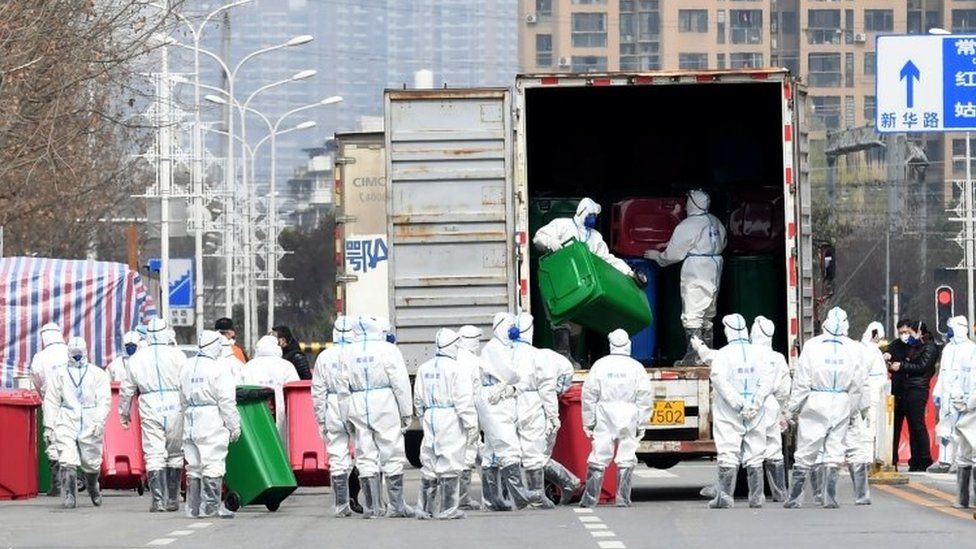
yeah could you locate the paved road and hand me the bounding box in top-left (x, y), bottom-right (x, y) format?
top-left (2, 462), bottom-right (973, 549)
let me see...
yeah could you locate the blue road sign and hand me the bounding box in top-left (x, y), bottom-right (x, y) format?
top-left (147, 257), bottom-right (193, 309)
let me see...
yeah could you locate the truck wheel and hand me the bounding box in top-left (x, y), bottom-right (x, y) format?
top-left (642, 456), bottom-right (680, 470)
top-left (404, 430), bottom-right (423, 468)
top-left (224, 491), bottom-right (241, 512)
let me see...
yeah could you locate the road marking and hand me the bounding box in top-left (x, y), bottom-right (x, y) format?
top-left (634, 469), bottom-right (678, 479)
top-left (574, 508), bottom-right (594, 513)
top-left (188, 522), bottom-right (212, 529)
top-left (146, 540), bottom-right (175, 547)
top-left (168, 530), bottom-right (194, 537)
top-left (597, 542), bottom-right (626, 549)
top-left (584, 523), bottom-right (609, 530)
top-left (875, 484), bottom-right (972, 520)
top-left (591, 531), bottom-right (616, 538)
top-left (907, 482), bottom-right (956, 504)
top-left (579, 515), bottom-right (602, 522)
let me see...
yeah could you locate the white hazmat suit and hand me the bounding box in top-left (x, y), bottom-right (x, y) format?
top-left (934, 317), bottom-right (974, 471)
top-left (944, 317), bottom-right (976, 508)
top-left (413, 328), bottom-right (478, 520)
top-left (239, 335), bottom-right (299, 447)
top-left (785, 307), bottom-right (863, 509)
top-left (751, 316), bottom-right (791, 503)
top-left (646, 189), bottom-right (727, 365)
top-left (580, 329), bottom-right (652, 508)
top-left (180, 330), bottom-right (240, 519)
top-left (456, 324), bottom-right (485, 510)
top-left (843, 321), bottom-right (889, 505)
top-left (533, 197), bottom-right (634, 276)
top-left (540, 347), bottom-right (581, 505)
top-left (347, 315), bottom-right (414, 518)
top-left (30, 322), bottom-right (69, 494)
top-left (120, 317), bottom-right (188, 512)
top-left (43, 337), bottom-right (110, 509)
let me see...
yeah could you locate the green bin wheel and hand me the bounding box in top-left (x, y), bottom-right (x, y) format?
top-left (137, 482), bottom-right (144, 496)
top-left (266, 500), bottom-right (280, 512)
top-left (225, 491), bottom-right (241, 512)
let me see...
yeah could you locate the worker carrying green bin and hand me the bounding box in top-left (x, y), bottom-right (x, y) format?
top-left (223, 386), bottom-right (297, 513)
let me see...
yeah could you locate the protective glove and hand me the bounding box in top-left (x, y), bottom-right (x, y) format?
top-left (120, 415), bottom-right (130, 430)
top-left (583, 426), bottom-right (595, 439)
top-left (467, 428), bottom-right (481, 447)
top-left (643, 249), bottom-right (662, 263)
top-left (545, 417), bottom-right (561, 439)
top-left (631, 269), bottom-right (648, 289)
top-left (487, 383), bottom-right (517, 405)
top-left (636, 427), bottom-right (647, 440)
top-left (44, 427), bottom-right (55, 446)
top-left (954, 398), bottom-right (968, 412)
top-left (229, 427), bottom-right (241, 443)
top-left (90, 424), bottom-right (104, 439)
top-left (400, 415), bottom-right (413, 434)
top-left (739, 405), bottom-right (759, 422)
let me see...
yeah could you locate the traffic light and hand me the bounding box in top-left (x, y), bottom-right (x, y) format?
top-left (935, 285), bottom-right (954, 335)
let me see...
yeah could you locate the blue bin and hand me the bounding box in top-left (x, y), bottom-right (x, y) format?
top-left (625, 259), bottom-right (658, 363)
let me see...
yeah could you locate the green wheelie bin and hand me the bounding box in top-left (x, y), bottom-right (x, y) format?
top-left (224, 386), bottom-right (297, 512)
top-left (537, 240), bottom-right (652, 336)
top-left (713, 254), bottom-right (788, 353)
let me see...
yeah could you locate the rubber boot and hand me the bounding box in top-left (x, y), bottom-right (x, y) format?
top-left (47, 461), bottom-right (61, 497)
top-left (438, 476), bottom-right (465, 520)
top-left (765, 460), bottom-right (788, 503)
top-left (850, 463), bottom-right (871, 505)
top-left (385, 474), bottom-right (415, 518)
top-left (349, 469), bottom-right (363, 514)
top-left (810, 464), bottom-right (825, 506)
top-left (185, 477), bottom-right (202, 518)
top-left (331, 472), bottom-right (352, 517)
top-left (482, 466), bottom-right (509, 511)
top-left (553, 325), bottom-right (580, 368)
top-left (148, 470), bottom-right (166, 512)
top-left (675, 328), bottom-right (703, 366)
top-left (579, 466), bottom-right (604, 508)
top-left (459, 469), bottom-right (481, 510)
top-left (361, 476), bottom-right (380, 519)
top-left (616, 467), bottom-right (634, 507)
top-left (526, 468), bottom-right (554, 509)
top-left (746, 465), bottom-right (765, 508)
top-left (955, 466), bottom-right (973, 509)
top-left (84, 472), bottom-right (102, 507)
top-left (545, 459), bottom-right (581, 505)
top-left (165, 467), bottom-right (181, 512)
top-left (500, 464), bottom-right (531, 510)
top-left (784, 467), bottom-right (808, 509)
top-left (61, 466), bottom-right (77, 509)
top-left (203, 477), bottom-right (234, 518)
top-left (822, 466), bottom-right (840, 509)
top-left (708, 466), bottom-right (735, 509)
top-left (417, 477), bottom-right (438, 520)
top-left (699, 485), bottom-right (717, 499)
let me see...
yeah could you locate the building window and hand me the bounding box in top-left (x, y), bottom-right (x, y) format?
top-left (809, 53), bottom-right (841, 88)
top-left (535, 0), bottom-right (552, 17)
top-left (953, 10), bottom-right (976, 33)
top-left (807, 9), bottom-right (841, 45)
top-left (952, 138), bottom-right (976, 174)
top-left (717, 53), bottom-right (726, 69)
top-left (679, 53), bottom-right (708, 70)
top-left (864, 52), bottom-right (876, 76)
top-left (864, 95), bottom-right (876, 122)
top-left (844, 95), bottom-right (855, 128)
top-left (730, 52), bottom-right (763, 69)
top-left (717, 10), bottom-right (726, 44)
top-left (730, 10), bottom-right (762, 44)
top-left (572, 13), bottom-right (607, 47)
top-left (536, 34), bottom-right (552, 67)
top-left (679, 9), bottom-right (708, 33)
top-left (571, 0), bottom-right (606, 4)
top-left (812, 96), bottom-right (841, 130)
top-left (781, 11), bottom-right (797, 34)
top-left (571, 55), bottom-right (608, 72)
top-left (845, 9), bottom-right (854, 44)
top-left (845, 52), bottom-right (854, 88)
top-left (864, 9), bottom-right (893, 32)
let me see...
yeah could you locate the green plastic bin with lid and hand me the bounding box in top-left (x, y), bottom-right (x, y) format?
top-left (537, 240), bottom-right (652, 335)
top-left (223, 386), bottom-right (297, 512)
top-left (657, 263), bottom-right (687, 364)
top-left (713, 254), bottom-right (788, 353)
top-left (529, 198), bottom-right (588, 361)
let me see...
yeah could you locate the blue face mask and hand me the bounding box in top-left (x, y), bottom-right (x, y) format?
top-left (386, 333), bottom-right (396, 344)
top-left (907, 335), bottom-right (920, 346)
top-left (72, 354), bottom-right (83, 363)
top-left (947, 327), bottom-right (955, 340)
top-left (583, 214), bottom-right (598, 229)
top-left (125, 344), bottom-right (138, 356)
top-left (508, 325), bottom-right (521, 341)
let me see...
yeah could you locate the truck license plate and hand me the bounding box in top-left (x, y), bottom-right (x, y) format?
top-left (650, 400), bottom-right (685, 426)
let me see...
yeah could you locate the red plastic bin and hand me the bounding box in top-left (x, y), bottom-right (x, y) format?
top-left (101, 381), bottom-right (146, 492)
top-left (611, 198), bottom-right (687, 258)
top-left (283, 380), bottom-right (330, 486)
top-left (726, 188), bottom-right (784, 254)
top-left (552, 383), bottom-right (617, 504)
top-left (0, 390), bottom-right (42, 500)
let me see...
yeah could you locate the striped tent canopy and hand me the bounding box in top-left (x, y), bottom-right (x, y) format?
top-left (0, 257), bottom-right (156, 388)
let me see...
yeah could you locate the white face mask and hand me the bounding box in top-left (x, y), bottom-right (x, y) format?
top-left (899, 333), bottom-right (910, 343)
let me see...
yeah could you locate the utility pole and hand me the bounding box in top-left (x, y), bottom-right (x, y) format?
top-left (158, 12), bottom-right (172, 324)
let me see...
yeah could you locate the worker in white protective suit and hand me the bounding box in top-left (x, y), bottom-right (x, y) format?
top-left (312, 315), bottom-right (361, 517)
top-left (950, 318), bottom-right (976, 508)
top-left (843, 321), bottom-right (890, 505)
top-left (239, 335), bottom-right (299, 446)
top-left (347, 315), bottom-right (414, 519)
top-left (456, 325), bottom-right (485, 510)
top-left (414, 329), bottom-right (479, 520)
top-left (180, 330), bottom-right (241, 519)
top-left (932, 317), bottom-right (974, 475)
top-left (43, 337), bottom-right (110, 509)
top-left (749, 316), bottom-right (792, 503)
top-left (120, 317), bottom-right (188, 512)
top-left (221, 336), bottom-right (243, 380)
top-left (707, 314), bottom-right (772, 509)
top-left (30, 322), bottom-right (69, 496)
top-left (580, 329), bottom-right (653, 508)
top-left (512, 313), bottom-right (561, 509)
top-left (108, 331), bottom-right (142, 383)
top-left (540, 347), bottom-right (581, 505)
top-left (784, 307), bottom-right (864, 509)
top-left (479, 312), bottom-right (532, 510)
top-left (645, 189), bottom-right (727, 365)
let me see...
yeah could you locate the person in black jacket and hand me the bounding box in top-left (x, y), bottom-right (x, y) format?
top-left (271, 325), bottom-right (312, 380)
top-left (886, 319), bottom-right (939, 472)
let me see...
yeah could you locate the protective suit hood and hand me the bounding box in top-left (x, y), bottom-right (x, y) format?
top-left (333, 315), bottom-right (353, 345)
top-left (516, 313), bottom-right (535, 343)
top-left (860, 321), bottom-right (885, 344)
top-left (122, 331), bottom-right (141, 346)
top-left (435, 328), bottom-right (461, 360)
top-left (353, 315), bottom-right (384, 342)
top-left (948, 316), bottom-right (971, 344)
top-left (198, 330), bottom-right (223, 360)
top-left (750, 316), bottom-right (775, 349)
top-left (687, 189), bottom-right (711, 216)
top-left (67, 336), bottom-right (87, 365)
top-left (146, 317), bottom-right (170, 345)
top-left (40, 322), bottom-right (64, 349)
top-left (220, 336), bottom-right (234, 358)
top-left (254, 335), bottom-right (283, 358)
top-left (822, 307), bottom-right (849, 337)
top-left (491, 312), bottom-right (515, 346)
top-left (723, 313), bottom-right (749, 344)
top-left (458, 325), bottom-right (482, 353)
top-left (608, 329), bottom-right (632, 356)
top-left (574, 197), bottom-right (602, 227)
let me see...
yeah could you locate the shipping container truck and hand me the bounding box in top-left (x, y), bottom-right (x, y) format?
top-left (337, 69), bottom-right (814, 469)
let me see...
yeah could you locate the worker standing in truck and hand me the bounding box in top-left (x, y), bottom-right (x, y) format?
top-left (645, 189), bottom-right (727, 366)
